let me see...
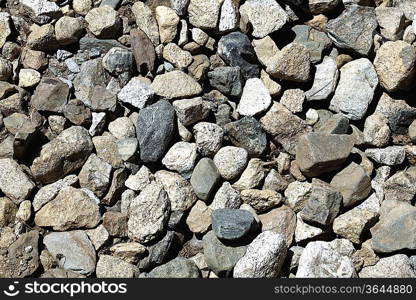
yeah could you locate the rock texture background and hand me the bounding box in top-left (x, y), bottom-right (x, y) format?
top-left (0, 0), bottom-right (416, 278)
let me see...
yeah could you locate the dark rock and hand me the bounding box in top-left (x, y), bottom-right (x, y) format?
top-left (31, 77), bottom-right (69, 113)
top-left (212, 209), bottom-right (254, 241)
top-left (139, 231), bottom-right (175, 271)
top-left (130, 28), bottom-right (156, 74)
top-left (190, 158), bottom-right (220, 201)
top-left (135, 100), bottom-right (176, 162)
top-left (208, 66), bottom-right (243, 97)
top-left (64, 99), bottom-right (91, 126)
top-left (147, 257), bottom-right (200, 278)
top-left (317, 114), bottom-right (350, 134)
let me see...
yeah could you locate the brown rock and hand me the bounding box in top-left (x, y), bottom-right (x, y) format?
top-left (103, 211), bottom-right (128, 237)
top-left (130, 28), bottom-right (156, 74)
top-left (259, 205), bottom-right (296, 246)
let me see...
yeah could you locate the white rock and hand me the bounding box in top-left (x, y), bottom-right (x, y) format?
top-left (294, 214), bottom-right (323, 243)
top-left (18, 69), bottom-right (41, 88)
top-left (193, 122), bottom-right (224, 156)
top-left (237, 78), bottom-right (271, 117)
top-left (108, 117), bottom-right (135, 140)
top-left (305, 56), bottom-right (339, 101)
top-left (365, 146), bottom-right (406, 166)
top-left (210, 182), bottom-right (241, 210)
top-left (219, 0), bottom-right (240, 33)
top-left (213, 146), bottom-right (248, 180)
top-left (162, 142), bottom-right (198, 177)
top-left (360, 254), bottom-right (416, 278)
top-left (125, 166), bottom-right (152, 192)
top-left (155, 6), bottom-right (180, 44)
top-left (284, 181), bottom-right (312, 212)
top-left (117, 77), bottom-right (154, 109)
top-left (188, 0), bottom-right (224, 29)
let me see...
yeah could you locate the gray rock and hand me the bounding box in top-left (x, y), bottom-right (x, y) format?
top-left (117, 77), bottom-right (154, 109)
top-left (318, 114), bottom-right (350, 134)
top-left (212, 209), bottom-right (254, 240)
top-left (139, 231), bottom-right (175, 271)
top-left (292, 25), bottom-right (332, 63)
top-left (383, 167), bottom-right (416, 203)
top-left (96, 255), bottom-right (138, 278)
top-left (218, 32), bottom-right (260, 80)
top-left (203, 231), bottom-right (247, 276)
top-left (309, 0), bottom-right (340, 14)
top-left (233, 231), bottom-right (287, 278)
top-left (128, 183), bottom-right (171, 244)
top-left (43, 231), bottom-right (96, 276)
top-left (31, 126), bottom-right (93, 184)
top-left (210, 182), bottom-right (241, 210)
top-left (300, 179), bottom-right (343, 226)
top-left (360, 254), bottom-right (416, 278)
top-left (89, 86), bottom-right (117, 112)
top-left (171, 0), bottom-right (190, 15)
top-left (375, 7), bottom-right (405, 41)
top-left (131, 2), bottom-right (159, 45)
top-left (148, 257), bottom-right (200, 278)
top-left (130, 28), bottom-right (156, 74)
top-left (284, 181), bottom-right (312, 213)
top-left (79, 154), bottom-right (112, 198)
top-left (326, 5), bottom-right (377, 56)
top-left (213, 146), bottom-right (248, 181)
top-left (224, 117), bottom-right (267, 157)
top-left (188, 0), bottom-right (223, 29)
top-left (365, 146), bottom-right (406, 166)
top-left (296, 133), bottom-right (354, 177)
top-left (296, 241), bottom-right (357, 278)
top-left (102, 47), bottom-right (133, 75)
top-left (208, 66), bottom-right (243, 97)
top-left (172, 97), bottom-right (210, 126)
top-left (305, 56), bottom-right (339, 101)
top-left (136, 100), bottom-right (176, 162)
top-left (20, 0), bottom-right (61, 24)
top-left (31, 77), bottom-right (69, 113)
top-left (190, 158), bottom-right (220, 201)
top-left (85, 6), bottom-right (120, 38)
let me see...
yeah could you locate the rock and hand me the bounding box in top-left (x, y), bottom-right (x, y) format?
top-left (32, 175), bottom-right (78, 212)
top-left (127, 183), bottom-right (170, 244)
top-left (193, 122), bottom-right (223, 157)
top-left (294, 214), bottom-right (323, 243)
top-left (64, 99), bottom-right (91, 126)
top-left (240, 189), bottom-right (283, 213)
top-left (190, 158), bottom-right (220, 200)
top-left (258, 205), bottom-right (296, 246)
top-left (374, 41), bottom-right (416, 92)
top-left (326, 5), bottom-right (377, 56)
top-left (136, 100), bottom-right (176, 162)
top-left (365, 146), bottom-right (406, 166)
top-left (85, 6), bottom-right (120, 38)
top-left (260, 102), bottom-right (310, 155)
top-left (363, 114), bottom-right (390, 147)
top-left (34, 187), bottom-right (101, 231)
top-left (360, 254), bottom-right (416, 278)
top-left (296, 241), bottom-right (357, 278)
top-left (284, 181), bottom-right (312, 213)
top-left (102, 47), bottom-right (133, 75)
top-left (130, 28), bottom-right (156, 74)
top-left (210, 182), bottom-right (241, 210)
top-left (139, 231), bottom-right (176, 271)
top-left (20, 0), bottom-right (61, 24)
top-left (239, 0), bottom-right (288, 38)
top-left (253, 36), bottom-right (279, 68)
top-left (203, 230), bottom-right (247, 276)
top-left (266, 43), bottom-right (311, 82)
top-left (318, 114), bottom-right (350, 134)
top-left (225, 117), bottom-right (267, 157)
top-left (0, 158), bottom-right (35, 204)
top-left (18, 69), bottom-right (41, 88)
top-left (96, 255), bottom-right (138, 278)
top-left (233, 159), bottom-right (266, 191)
top-left (102, 212), bottom-right (128, 237)
top-left (79, 154), bottom-right (112, 197)
top-left (131, 2), bottom-right (159, 46)
top-left (218, 0), bottom-right (239, 32)
top-left (31, 77), bottom-right (69, 113)
top-left (375, 7), bottom-right (405, 40)
top-left (31, 126), bottom-right (93, 184)
top-left (43, 231), bottom-right (96, 276)
top-left (55, 16), bottom-right (84, 45)
top-left (292, 25), bottom-right (332, 64)
top-left (330, 58), bottom-right (378, 120)
top-left (0, 197), bottom-right (17, 227)
top-left (85, 225), bottom-right (110, 251)
top-left (110, 242), bottom-right (146, 264)
top-left (108, 117), bottom-right (135, 140)
top-left (213, 146), bottom-right (248, 181)
top-left (171, 0), bottom-right (189, 15)
top-left (383, 167), bottom-right (416, 203)
top-left (162, 43), bottom-right (193, 69)
top-left (155, 170), bottom-right (197, 220)
top-left (188, 54), bottom-right (210, 81)
top-left (305, 56), bottom-right (339, 101)
top-left (237, 78), bottom-right (271, 117)
top-left (296, 133), bottom-right (354, 177)
top-left (73, 0), bottom-right (92, 15)
top-left (162, 142), bottom-right (198, 176)
top-left (300, 179), bottom-right (342, 226)
top-left (186, 200), bottom-right (212, 234)
top-left (409, 120), bottom-right (416, 142)
top-left (333, 194), bottom-right (379, 244)
top-left (212, 209), bottom-right (254, 240)
top-left (148, 257), bottom-right (200, 278)
top-left (280, 89), bottom-right (304, 114)
top-left (152, 71), bottom-right (202, 99)
top-left (172, 97), bottom-right (209, 126)
top-left (218, 32), bottom-right (260, 80)
top-left (117, 77), bottom-right (154, 109)
top-left (93, 134), bottom-right (123, 168)
top-left (208, 67), bottom-right (243, 97)
top-left (125, 166), bottom-right (152, 192)
top-left (308, 0), bottom-right (340, 14)
top-left (371, 200), bottom-right (416, 253)
top-left (155, 6), bottom-right (180, 44)
top-left (188, 0), bottom-right (224, 29)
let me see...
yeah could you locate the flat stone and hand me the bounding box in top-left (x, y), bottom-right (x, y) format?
top-left (212, 209), bottom-right (254, 240)
top-left (225, 117), bottom-right (267, 157)
top-left (96, 255), bottom-right (138, 278)
top-left (128, 183), bottom-right (170, 243)
top-left (234, 231), bottom-right (287, 278)
top-left (130, 28), bottom-right (156, 74)
top-left (365, 146), bottom-right (406, 166)
top-left (151, 71), bottom-right (202, 99)
top-left (326, 5), bottom-right (377, 56)
top-left (241, 189), bottom-right (283, 213)
top-left (43, 231), bottom-right (96, 276)
top-left (35, 187), bottom-right (101, 231)
top-left (296, 133), bottom-right (354, 177)
top-left (186, 200), bottom-right (212, 234)
top-left (118, 77), bottom-right (154, 109)
top-left (190, 157), bottom-right (220, 201)
top-left (239, 0), bottom-right (288, 38)
top-left (305, 56), bottom-right (339, 101)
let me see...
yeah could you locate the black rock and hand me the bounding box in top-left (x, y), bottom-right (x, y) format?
top-left (136, 100), bottom-right (176, 162)
top-left (389, 110), bottom-right (416, 135)
top-left (224, 117), bottom-right (267, 157)
top-left (212, 209), bottom-right (254, 241)
top-left (218, 32), bottom-right (260, 80)
top-left (139, 231), bottom-right (175, 271)
top-left (208, 66), bottom-right (243, 97)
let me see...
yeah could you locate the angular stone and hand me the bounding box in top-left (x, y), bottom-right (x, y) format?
top-left (118, 77), bottom-right (154, 109)
top-left (188, 0), bottom-right (224, 29)
top-left (305, 56), bottom-right (339, 101)
top-left (96, 255), bottom-right (138, 278)
top-left (375, 7), bottom-right (405, 40)
top-left (79, 154), bottom-right (112, 198)
top-left (360, 254), bottom-right (416, 278)
top-left (93, 134), bottom-right (124, 168)
top-left (131, 2), bottom-right (159, 45)
top-left (151, 71), bottom-right (202, 99)
top-left (212, 209), bottom-right (254, 240)
top-left (172, 97), bottom-right (209, 126)
top-left (20, 0), bottom-right (61, 24)
top-left (190, 158), bottom-right (220, 201)
top-left (292, 25), bottom-right (332, 64)
top-left (35, 187), bottom-right (101, 231)
top-left (31, 77), bottom-right (69, 113)
top-left (326, 5), bottom-right (377, 56)
top-left (365, 146), bottom-right (406, 166)
top-left (218, 0), bottom-right (240, 33)
top-left (296, 133), bottom-right (354, 177)
top-left (208, 66), bottom-right (243, 97)
top-left (210, 182), bottom-right (241, 210)
top-left (43, 231), bottom-right (96, 276)
top-left (155, 6), bottom-right (180, 44)
top-left (128, 183), bottom-right (170, 244)
top-left (383, 167), bottom-right (416, 203)
top-left (130, 28), bottom-right (156, 74)
top-left (193, 122), bottom-right (223, 157)
top-left (308, 0), bottom-right (340, 14)
top-left (55, 16), bottom-right (84, 46)
top-left (280, 89), bottom-right (304, 114)
top-left (102, 47), bottom-right (133, 75)
top-left (233, 159), bottom-right (266, 191)
top-left (237, 78), bottom-right (271, 117)
top-left (241, 189), bottom-right (283, 213)
top-left (148, 257), bottom-right (200, 278)
top-left (239, 0), bottom-right (288, 38)
top-left (259, 205), bottom-right (296, 246)
top-left (0, 197), bottom-right (16, 227)
top-left (162, 142), bottom-right (198, 176)
top-left (85, 6), bottom-right (120, 38)
top-left (186, 200), bottom-right (212, 234)
top-left (162, 43), bottom-right (193, 69)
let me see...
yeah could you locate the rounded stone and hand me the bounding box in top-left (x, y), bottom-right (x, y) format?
top-left (213, 146), bottom-right (248, 180)
top-left (212, 209), bottom-right (254, 240)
